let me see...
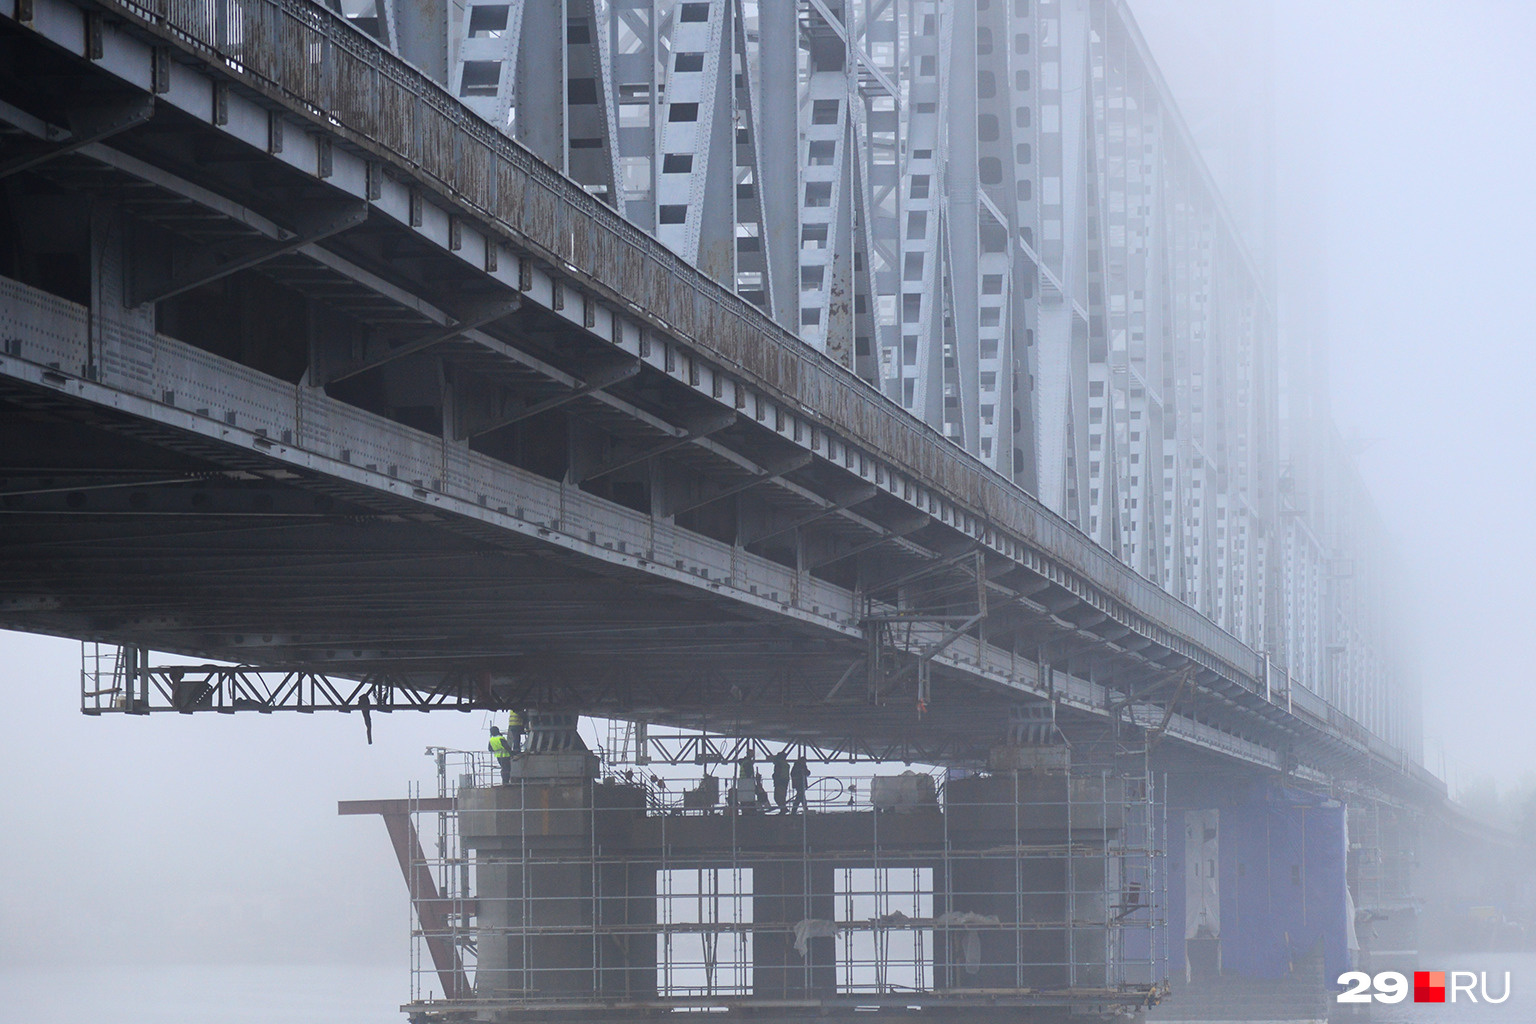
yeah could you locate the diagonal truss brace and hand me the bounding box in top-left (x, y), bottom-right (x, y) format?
top-left (667, 451), bottom-right (814, 517)
top-left (0, 94), bottom-right (155, 178)
top-left (574, 409), bottom-right (737, 483)
top-left (80, 659), bottom-right (476, 715)
top-left (455, 358), bottom-right (642, 439)
top-left (130, 201), bottom-right (370, 306)
top-left (740, 483), bottom-right (879, 546)
top-left (805, 512), bottom-right (931, 571)
top-left (864, 551), bottom-right (989, 704)
top-left (318, 295), bottom-right (523, 385)
top-left (337, 798), bottom-right (469, 999)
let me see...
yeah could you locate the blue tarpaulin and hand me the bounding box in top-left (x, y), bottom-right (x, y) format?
top-left (1168, 780), bottom-right (1350, 981)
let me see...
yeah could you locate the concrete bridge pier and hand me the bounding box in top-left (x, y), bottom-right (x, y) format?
top-left (1153, 777), bottom-right (1352, 1020)
top-left (1348, 801), bottom-right (1421, 973)
top-left (459, 751), bottom-right (658, 1001)
top-left (940, 747), bottom-right (1123, 992)
top-left (1171, 780), bottom-right (1352, 980)
top-left (440, 741), bottom-right (1157, 1021)
top-left (752, 858), bottom-right (837, 999)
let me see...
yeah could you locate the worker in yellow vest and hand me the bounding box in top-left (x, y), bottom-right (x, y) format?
top-left (489, 726), bottom-right (512, 784)
top-left (506, 709), bottom-right (525, 755)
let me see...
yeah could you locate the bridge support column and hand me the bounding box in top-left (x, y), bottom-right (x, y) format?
top-left (90, 200), bottom-right (156, 374)
top-left (1349, 801), bottom-right (1421, 973)
top-left (752, 859), bottom-right (836, 998)
top-left (1167, 779), bottom-right (1352, 987)
top-left (459, 750), bottom-right (656, 1000)
top-left (940, 746), bottom-right (1123, 992)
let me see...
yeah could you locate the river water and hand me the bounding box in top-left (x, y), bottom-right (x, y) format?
top-left (2, 964), bottom-right (409, 1024)
top-left (1354, 952), bottom-right (1535, 1023)
top-left (4, 954), bottom-right (1532, 1022)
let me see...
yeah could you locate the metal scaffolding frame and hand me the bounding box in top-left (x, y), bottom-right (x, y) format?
top-left (369, 729), bottom-right (1168, 1021)
top-left (80, 642), bottom-right (476, 714)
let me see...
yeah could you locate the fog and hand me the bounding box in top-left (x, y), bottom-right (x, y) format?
top-left (3, 0), bottom-right (1534, 1012)
top-left (1133, 0), bottom-right (1536, 792)
top-left (0, 631), bottom-right (460, 1000)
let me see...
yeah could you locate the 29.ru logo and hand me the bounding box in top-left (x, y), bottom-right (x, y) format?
top-left (1336, 971), bottom-right (1511, 1004)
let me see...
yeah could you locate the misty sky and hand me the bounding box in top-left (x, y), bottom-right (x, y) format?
top-left (1134, 0), bottom-right (1536, 790)
top-left (3, 0), bottom-right (1534, 1009)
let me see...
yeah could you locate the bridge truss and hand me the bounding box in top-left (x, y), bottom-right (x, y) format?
top-left (0, 0), bottom-right (1432, 806)
top-left (306, 0), bottom-right (1411, 757)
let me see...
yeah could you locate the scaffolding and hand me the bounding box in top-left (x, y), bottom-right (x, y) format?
top-left (80, 641), bottom-right (143, 713)
top-left (383, 725), bottom-right (1168, 1022)
top-left (1347, 799), bottom-right (1422, 972)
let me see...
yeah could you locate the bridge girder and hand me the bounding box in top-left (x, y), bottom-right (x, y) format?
top-left (0, 0), bottom-right (1435, 804)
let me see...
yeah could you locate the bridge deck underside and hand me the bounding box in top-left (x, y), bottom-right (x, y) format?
top-left (0, 376), bottom-right (1127, 764)
top-left (0, 359), bottom-right (1356, 780)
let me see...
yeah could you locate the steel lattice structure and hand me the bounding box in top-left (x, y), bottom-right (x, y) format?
top-left (0, 0), bottom-right (1427, 800)
top-left (0, 2), bottom-right (1453, 1014)
top-left (321, 0), bottom-right (1413, 756)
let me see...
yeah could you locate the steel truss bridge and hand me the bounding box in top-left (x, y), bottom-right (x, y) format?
top-left (0, 0), bottom-right (1435, 807)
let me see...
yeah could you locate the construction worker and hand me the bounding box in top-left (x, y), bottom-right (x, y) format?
top-left (770, 751), bottom-right (791, 812)
top-left (789, 754), bottom-right (810, 813)
top-left (506, 708), bottom-right (525, 755)
top-left (489, 725), bottom-right (512, 784)
top-left (735, 749), bottom-right (756, 814)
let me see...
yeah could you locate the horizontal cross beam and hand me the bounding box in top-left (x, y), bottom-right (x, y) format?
top-left (80, 664), bottom-right (476, 715)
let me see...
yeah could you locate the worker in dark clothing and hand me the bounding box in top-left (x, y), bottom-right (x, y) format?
top-left (735, 750), bottom-right (756, 813)
top-left (490, 725), bottom-right (513, 784)
top-left (770, 751), bottom-right (791, 812)
top-left (790, 755), bottom-right (810, 813)
top-left (753, 770), bottom-right (769, 812)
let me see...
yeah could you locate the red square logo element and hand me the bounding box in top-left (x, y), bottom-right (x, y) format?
top-left (1415, 971), bottom-right (1446, 1003)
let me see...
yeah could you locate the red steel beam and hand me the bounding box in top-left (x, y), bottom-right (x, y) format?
top-left (339, 798), bottom-right (469, 998)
